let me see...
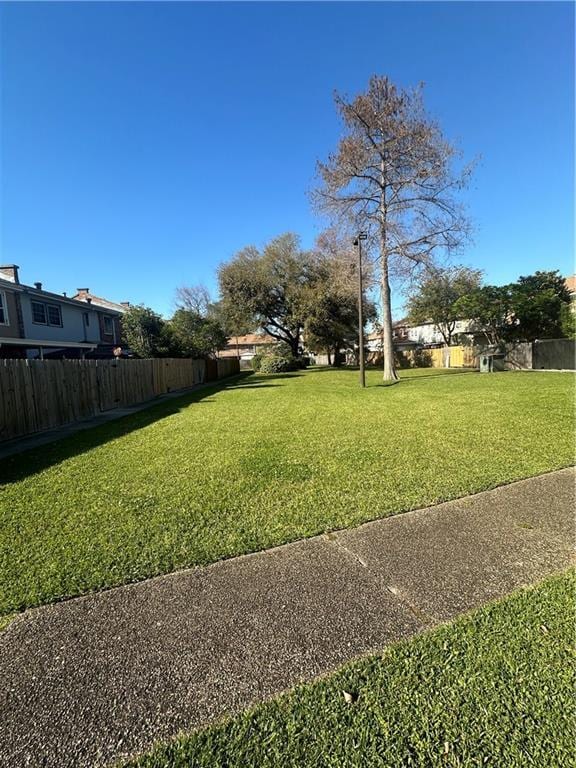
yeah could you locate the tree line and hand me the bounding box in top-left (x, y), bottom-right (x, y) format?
top-left (121, 74), bottom-right (572, 370)
top-left (121, 231), bottom-right (376, 362)
top-left (406, 267), bottom-right (574, 346)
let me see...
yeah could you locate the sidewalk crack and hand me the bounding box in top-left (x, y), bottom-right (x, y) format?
top-left (324, 532), bottom-right (436, 627)
top-left (383, 584), bottom-right (435, 625)
top-left (323, 532), bottom-right (368, 569)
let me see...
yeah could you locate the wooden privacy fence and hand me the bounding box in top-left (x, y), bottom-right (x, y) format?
top-left (444, 346), bottom-right (477, 368)
top-left (0, 357), bottom-right (240, 442)
top-left (394, 345), bottom-right (477, 369)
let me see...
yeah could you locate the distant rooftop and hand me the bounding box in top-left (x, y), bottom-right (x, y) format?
top-left (71, 289), bottom-right (131, 314)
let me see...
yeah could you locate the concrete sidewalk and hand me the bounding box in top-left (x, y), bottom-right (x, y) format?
top-left (1, 468), bottom-right (574, 768)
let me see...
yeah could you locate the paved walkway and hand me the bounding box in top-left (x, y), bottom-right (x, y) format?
top-left (1, 468), bottom-right (574, 768)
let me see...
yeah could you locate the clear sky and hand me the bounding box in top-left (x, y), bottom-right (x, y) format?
top-left (1, 1), bottom-right (574, 318)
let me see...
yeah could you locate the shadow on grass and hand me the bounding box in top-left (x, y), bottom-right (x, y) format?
top-left (397, 370), bottom-right (478, 383)
top-left (0, 371), bottom-right (298, 485)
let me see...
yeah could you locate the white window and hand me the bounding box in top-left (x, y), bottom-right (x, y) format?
top-left (47, 304), bottom-right (62, 326)
top-left (32, 301), bottom-right (47, 324)
top-left (32, 300), bottom-right (63, 327)
top-left (0, 291), bottom-right (8, 325)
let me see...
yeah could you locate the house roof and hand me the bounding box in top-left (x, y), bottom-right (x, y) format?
top-left (71, 289), bottom-right (129, 314)
top-left (226, 334), bottom-right (276, 346)
top-left (0, 277), bottom-right (122, 315)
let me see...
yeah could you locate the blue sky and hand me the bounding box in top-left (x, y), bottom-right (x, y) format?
top-left (1, 1), bottom-right (574, 318)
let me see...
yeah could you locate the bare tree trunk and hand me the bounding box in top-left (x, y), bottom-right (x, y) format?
top-left (381, 250), bottom-right (398, 382)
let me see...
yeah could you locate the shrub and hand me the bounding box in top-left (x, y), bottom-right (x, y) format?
top-left (412, 348), bottom-right (433, 368)
top-left (259, 354), bottom-right (297, 374)
top-left (394, 351), bottom-right (412, 369)
top-left (251, 354), bottom-right (262, 371)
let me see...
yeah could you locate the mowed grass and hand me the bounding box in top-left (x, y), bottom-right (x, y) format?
top-left (122, 570), bottom-right (576, 768)
top-left (1, 368), bottom-right (574, 615)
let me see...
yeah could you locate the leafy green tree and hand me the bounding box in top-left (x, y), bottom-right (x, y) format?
top-left (121, 305), bottom-right (174, 358)
top-left (169, 309), bottom-right (228, 358)
top-left (510, 271), bottom-right (571, 340)
top-left (218, 233), bottom-right (313, 357)
top-left (453, 285), bottom-right (513, 347)
top-left (303, 229), bottom-right (377, 364)
top-left (560, 303), bottom-right (576, 340)
top-left (406, 266), bottom-right (483, 346)
top-left (304, 277), bottom-right (376, 365)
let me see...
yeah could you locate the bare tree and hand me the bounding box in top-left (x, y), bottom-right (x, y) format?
top-left (175, 284), bottom-right (211, 316)
top-left (314, 227), bottom-right (377, 295)
top-left (314, 76), bottom-right (473, 381)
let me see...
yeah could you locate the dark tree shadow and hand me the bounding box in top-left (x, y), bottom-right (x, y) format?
top-left (0, 371), bottom-right (297, 485)
top-left (396, 370), bottom-right (478, 383)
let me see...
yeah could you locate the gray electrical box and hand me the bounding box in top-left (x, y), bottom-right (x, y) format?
top-left (480, 354), bottom-right (494, 373)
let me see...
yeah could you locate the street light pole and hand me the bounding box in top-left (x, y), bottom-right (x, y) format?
top-left (353, 232), bottom-right (367, 388)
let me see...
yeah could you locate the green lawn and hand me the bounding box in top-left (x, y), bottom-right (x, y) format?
top-left (122, 569), bottom-right (576, 768)
top-left (1, 368), bottom-right (574, 615)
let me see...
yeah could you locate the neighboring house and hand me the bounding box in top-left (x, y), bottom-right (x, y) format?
top-left (0, 265), bottom-right (123, 359)
top-left (398, 318), bottom-right (475, 347)
top-left (368, 318), bottom-right (477, 352)
top-left (218, 333), bottom-right (277, 361)
top-left (365, 318), bottom-right (478, 359)
top-left (71, 288), bottom-right (130, 351)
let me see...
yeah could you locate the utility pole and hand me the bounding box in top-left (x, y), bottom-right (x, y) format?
top-left (353, 232), bottom-right (367, 388)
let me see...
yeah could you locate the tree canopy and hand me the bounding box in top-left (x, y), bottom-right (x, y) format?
top-left (121, 305), bottom-right (173, 358)
top-left (453, 270), bottom-right (572, 345)
top-left (122, 301), bottom-right (228, 360)
top-left (406, 266), bottom-right (483, 345)
top-left (218, 231), bottom-right (376, 362)
top-left (304, 231), bottom-right (377, 362)
top-left (170, 309), bottom-right (228, 358)
top-left (453, 285), bottom-right (513, 347)
top-left (218, 233), bottom-right (315, 357)
top-left (510, 271), bottom-right (571, 341)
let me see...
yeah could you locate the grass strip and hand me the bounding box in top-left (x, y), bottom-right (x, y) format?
top-left (123, 570), bottom-right (576, 768)
top-left (1, 368), bottom-right (574, 614)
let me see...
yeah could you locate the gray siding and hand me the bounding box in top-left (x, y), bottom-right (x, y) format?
top-left (20, 294), bottom-right (101, 343)
top-left (0, 288), bottom-right (21, 338)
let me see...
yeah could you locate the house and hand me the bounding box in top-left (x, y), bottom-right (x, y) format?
top-left (0, 264), bottom-right (123, 359)
top-left (218, 333), bottom-right (277, 362)
top-left (71, 288), bottom-right (129, 351)
top-left (367, 318), bottom-right (478, 354)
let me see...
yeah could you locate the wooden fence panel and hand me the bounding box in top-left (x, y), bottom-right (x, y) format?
top-left (428, 348), bottom-right (445, 367)
top-left (0, 357), bottom-right (239, 442)
top-left (398, 345), bottom-right (478, 370)
top-left (217, 359), bottom-right (239, 379)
